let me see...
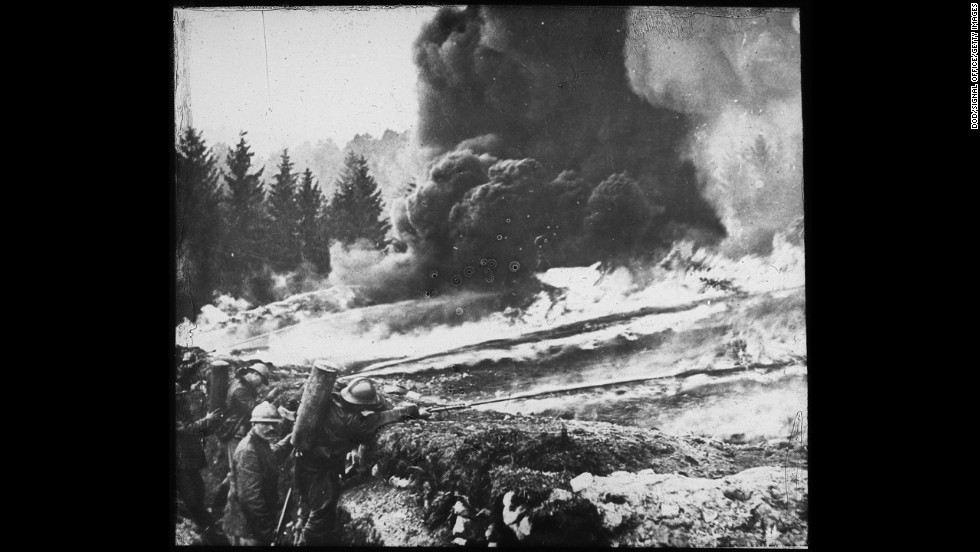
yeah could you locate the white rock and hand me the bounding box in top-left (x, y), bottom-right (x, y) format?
top-left (570, 472), bottom-right (594, 493)
top-left (702, 508), bottom-right (718, 522)
top-left (453, 501), bottom-right (470, 516)
top-left (602, 504), bottom-right (624, 529)
top-left (406, 391), bottom-right (422, 401)
top-left (487, 543), bottom-right (497, 548)
top-left (453, 516), bottom-right (470, 535)
top-left (515, 517), bottom-right (533, 540)
top-left (388, 476), bottom-right (411, 488)
top-left (465, 425), bottom-right (477, 431)
top-left (638, 468), bottom-right (655, 475)
top-left (550, 489), bottom-right (573, 502)
top-left (660, 503), bottom-right (680, 518)
top-left (501, 492), bottom-right (526, 525)
top-left (610, 471), bottom-right (630, 477)
top-left (371, 464), bottom-right (379, 477)
top-left (453, 537), bottom-right (468, 546)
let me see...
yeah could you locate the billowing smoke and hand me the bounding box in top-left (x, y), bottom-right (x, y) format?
top-left (393, 5), bottom-right (733, 296)
top-left (383, 5), bottom-right (803, 303)
top-left (326, 239), bottom-right (434, 304)
top-left (624, 7), bottom-right (803, 255)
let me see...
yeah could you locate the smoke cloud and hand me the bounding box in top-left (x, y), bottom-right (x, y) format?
top-left (327, 239), bottom-right (434, 304)
top-left (624, 7), bottom-right (803, 255)
top-left (394, 5), bottom-right (730, 296)
top-left (383, 6), bottom-right (802, 302)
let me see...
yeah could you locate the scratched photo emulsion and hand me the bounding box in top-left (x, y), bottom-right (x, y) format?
top-left (173, 5), bottom-right (807, 547)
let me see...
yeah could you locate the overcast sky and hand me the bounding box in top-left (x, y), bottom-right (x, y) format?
top-left (174, 6), bottom-right (442, 153)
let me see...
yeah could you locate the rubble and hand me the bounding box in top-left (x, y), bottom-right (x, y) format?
top-left (345, 410), bottom-right (806, 546)
top-left (388, 476), bottom-right (412, 488)
top-left (453, 516), bottom-right (471, 535)
top-left (337, 481), bottom-right (450, 545)
top-left (501, 492), bottom-right (526, 525)
top-left (570, 472), bottom-right (594, 492)
top-left (452, 500), bottom-right (471, 516)
top-left (546, 466), bottom-right (808, 547)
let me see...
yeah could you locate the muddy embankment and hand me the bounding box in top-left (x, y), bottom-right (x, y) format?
top-left (176, 347), bottom-right (807, 547)
top-left (346, 409), bottom-right (807, 547)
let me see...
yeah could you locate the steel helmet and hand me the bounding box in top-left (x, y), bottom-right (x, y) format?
top-left (340, 377), bottom-right (383, 409)
top-left (243, 363), bottom-right (271, 385)
top-left (250, 401), bottom-right (281, 423)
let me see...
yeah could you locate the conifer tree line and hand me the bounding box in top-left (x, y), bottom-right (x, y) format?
top-left (176, 127), bottom-right (391, 319)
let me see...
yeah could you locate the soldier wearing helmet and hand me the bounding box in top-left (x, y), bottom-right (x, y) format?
top-left (223, 401), bottom-right (294, 546)
top-left (292, 367), bottom-right (429, 546)
top-left (212, 361), bottom-right (274, 515)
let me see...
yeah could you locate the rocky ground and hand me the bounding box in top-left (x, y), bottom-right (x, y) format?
top-left (348, 409), bottom-right (807, 547)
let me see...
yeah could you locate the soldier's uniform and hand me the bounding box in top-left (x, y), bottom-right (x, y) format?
top-left (212, 366), bottom-right (269, 514)
top-left (222, 378), bottom-right (261, 457)
top-left (224, 423), bottom-right (294, 545)
top-left (293, 380), bottom-right (419, 546)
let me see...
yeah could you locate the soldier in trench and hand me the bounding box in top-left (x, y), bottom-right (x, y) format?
top-left (212, 362), bottom-right (275, 514)
top-left (223, 401), bottom-right (295, 545)
top-left (291, 366), bottom-right (430, 546)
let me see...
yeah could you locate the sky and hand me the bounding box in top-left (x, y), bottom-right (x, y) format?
top-left (174, 6), bottom-right (443, 153)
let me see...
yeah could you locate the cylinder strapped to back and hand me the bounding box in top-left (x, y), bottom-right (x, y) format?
top-left (209, 360), bottom-right (230, 414)
top-left (291, 360), bottom-right (340, 452)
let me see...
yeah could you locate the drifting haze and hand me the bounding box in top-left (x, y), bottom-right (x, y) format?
top-left (624, 7), bottom-right (803, 255)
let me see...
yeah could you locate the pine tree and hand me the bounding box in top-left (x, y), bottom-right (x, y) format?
top-left (325, 152), bottom-right (390, 248)
top-left (222, 131), bottom-right (267, 292)
top-left (267, 149), bottom-right (301, 271)
top-left (176, 127), bottom-right (223, 320)
top-left (296, 168), bottom-right (331, 273)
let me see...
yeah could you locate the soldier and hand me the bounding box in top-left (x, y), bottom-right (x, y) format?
top-left (224, 402), bottom-right (295, 546)
top-left (212, 362), bottom-right (273, 515)
top-left (175, 361), bottom-right (229, 545)
top-left (292, 373), bottom-right (429, 546)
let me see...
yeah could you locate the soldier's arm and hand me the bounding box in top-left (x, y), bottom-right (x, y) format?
top-left (177, 413), bottom-right (217, 435)
top-left (346, 405), bottom-right (419, 443)
top-left (235, 448), bottom-right (276, 543)
top-left (270, 434), bottom-right (294, 463)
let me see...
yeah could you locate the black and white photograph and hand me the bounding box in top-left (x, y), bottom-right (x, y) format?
top-left (173, 4), bottom-right (807, 547)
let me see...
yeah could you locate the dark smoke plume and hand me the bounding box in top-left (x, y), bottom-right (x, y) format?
top-left (393, 5), bottom-right (728, 296)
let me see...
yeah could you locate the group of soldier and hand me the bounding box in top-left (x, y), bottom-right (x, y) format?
top-left (176, 352), bottom-right (428, 546)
